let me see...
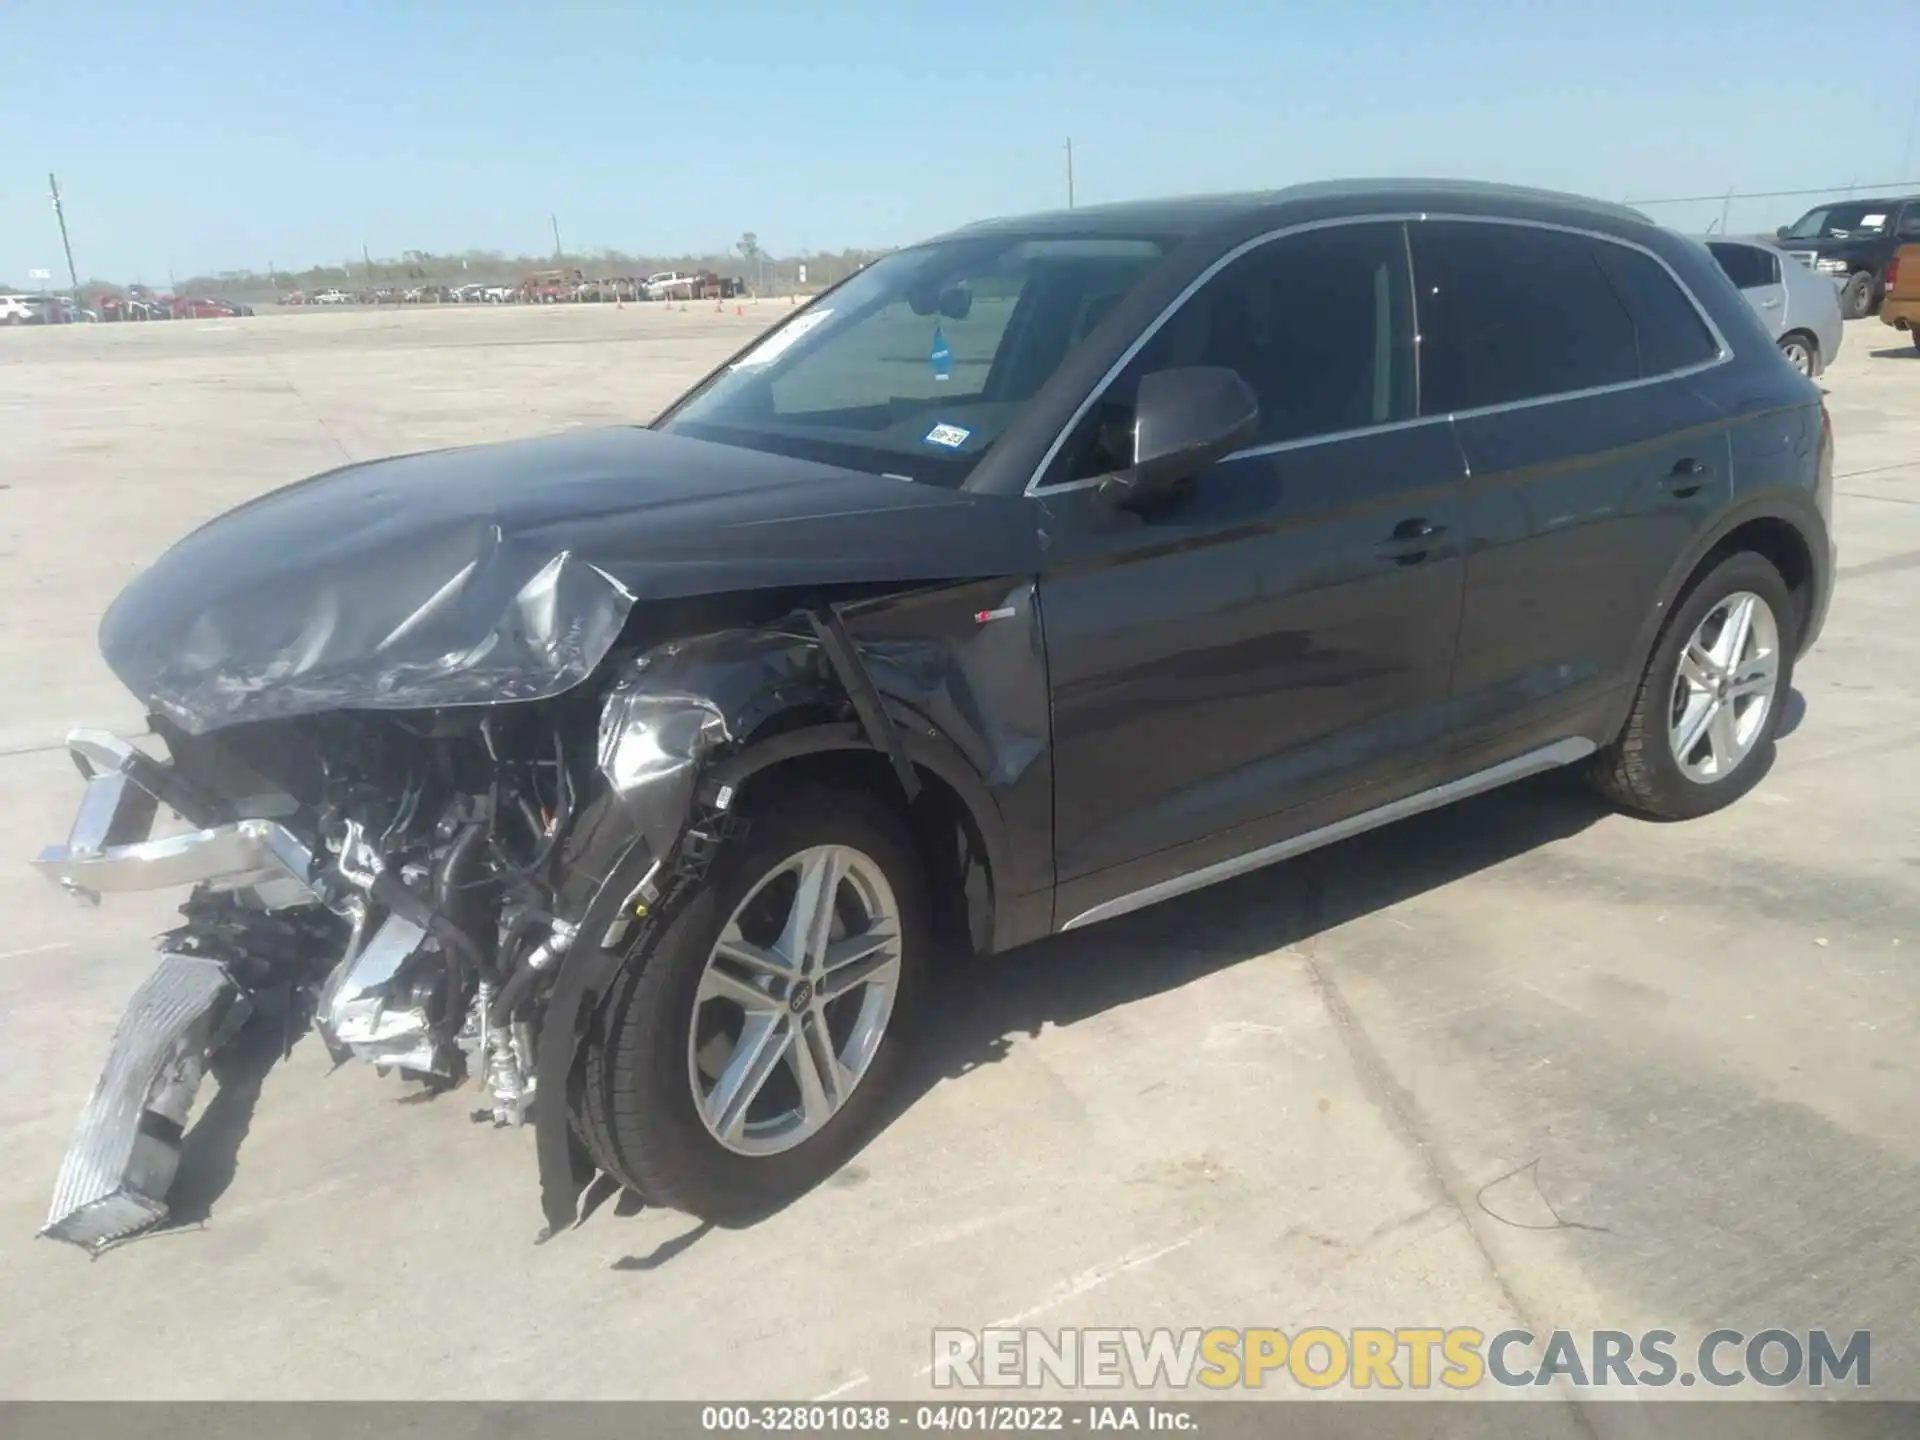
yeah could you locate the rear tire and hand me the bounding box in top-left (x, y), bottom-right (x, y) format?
top-left (579, 782), bottom-right (927, 1222)
top-left (1590, 551), bottom-right (1795, 820)
top-left (1777, 332), bottom-right (1816, 377)
top-left (1840, 270), bottom-right (1876, 320)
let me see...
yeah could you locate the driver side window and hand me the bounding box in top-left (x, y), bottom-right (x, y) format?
top-left (1055, 221), bottom-right (1416, 483)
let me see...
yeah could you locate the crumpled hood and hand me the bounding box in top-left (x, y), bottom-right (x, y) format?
top-left (100, 426), bottom-right (1039, 732)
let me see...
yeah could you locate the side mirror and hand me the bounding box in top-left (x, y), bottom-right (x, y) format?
top-left (1775, 225), bottom-right (1790, 240)
top-left (1096, 366), bottom-right (1259, 510)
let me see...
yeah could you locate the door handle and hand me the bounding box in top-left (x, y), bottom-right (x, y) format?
top-left (1662, 458), bottom-right (1711, 498)
top-left (1760, 296), bottom-right (1782, 308)
top-left (1378, 518), bottom-right (1446, 564)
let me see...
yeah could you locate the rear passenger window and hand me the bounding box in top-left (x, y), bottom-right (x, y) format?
top-left (1414, 222), bottom-right (1721, 412)
top-left (1706, 241), bottom-right (1781, 291)
top-left (1412, 222), bottom-right (1641, 411)
top-left (1592, 243), bottom-right (1723, 375)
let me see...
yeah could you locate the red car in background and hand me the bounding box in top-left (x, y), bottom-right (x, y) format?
top-left (171, 296), bottom-right (255, 319)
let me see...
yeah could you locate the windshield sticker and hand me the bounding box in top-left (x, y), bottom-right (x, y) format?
top-left (924, 423), bottom-right (972, 449)
top-left (729, 309), bottom-right (833, 369)
top-left (930, 325), bottom-right (953, 382)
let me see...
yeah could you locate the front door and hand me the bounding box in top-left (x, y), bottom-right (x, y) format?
top-left (1035, 220), bottom-right (1468, 920)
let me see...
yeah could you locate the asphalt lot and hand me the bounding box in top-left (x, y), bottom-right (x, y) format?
top-left (0, 303), bottom-right (1916, 1412)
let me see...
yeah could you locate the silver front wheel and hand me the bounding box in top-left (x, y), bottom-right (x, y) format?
top-left (1778, 336), bottom-right (1814, 377)
top-left (1669, 590), bottom-right (1781, 784)
top-left (689, 845), bottom-right (902, 1157)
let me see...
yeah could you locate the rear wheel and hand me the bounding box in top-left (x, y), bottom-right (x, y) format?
top-left (1777, 333), bottom-right (1816, 377)
top-left (1590, 551), bottom-right (1794, 820)
top-left (1840, 270), bottom-right (1876, 320)
top-left (580, 783), bottom-right (926, 1222)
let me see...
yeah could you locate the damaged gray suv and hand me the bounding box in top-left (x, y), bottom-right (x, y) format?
top-left (34, 180), bottom-right (1835, 1250)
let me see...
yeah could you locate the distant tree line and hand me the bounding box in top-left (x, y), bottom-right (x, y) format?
top-left (76, 241), bottom-right (893, 303)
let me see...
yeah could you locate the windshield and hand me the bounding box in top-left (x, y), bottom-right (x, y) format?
top-left (1782, 203), bottom-right (1895, 240)
top-left (658, 234), bottom-right (1169, 486)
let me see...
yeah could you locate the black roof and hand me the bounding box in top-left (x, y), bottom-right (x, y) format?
top-left (941, 178), bottom-right (1651, 244)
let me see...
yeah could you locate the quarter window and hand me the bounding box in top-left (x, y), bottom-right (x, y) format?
top-left (1592, 242), bottom-right (1723, 375)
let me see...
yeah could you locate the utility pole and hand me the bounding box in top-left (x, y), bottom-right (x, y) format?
top-left (551, 213), bottom-right (564, 262)
top-left (363, 243), bottom-right (375, 284)
top-left (48, 173), bottom-right (82, 301)
top-left (1065, 138), bottom-right (1075, 209)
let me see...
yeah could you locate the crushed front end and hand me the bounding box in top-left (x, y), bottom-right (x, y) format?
top-left (28, 603), bottom-right (950, 1251)
top-left (30, 706), bottom-right (599, 1250)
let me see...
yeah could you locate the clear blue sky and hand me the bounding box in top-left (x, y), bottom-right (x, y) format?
top-left (5, 0), bottom-right (1919, 284)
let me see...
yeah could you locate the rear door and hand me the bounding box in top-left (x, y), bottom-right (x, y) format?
top-left (1038, 220), bottom-right (1468, 905)
top-left (1412, 219), bottom-right (1732, 759)
top-left (1708, 241), bottom-right (1786, 336)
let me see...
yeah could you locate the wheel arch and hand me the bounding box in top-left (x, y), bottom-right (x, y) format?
top-left (700, 708), bottom-right (1020, 960)
top-left (1605, 498), bottom-right (1828, 742)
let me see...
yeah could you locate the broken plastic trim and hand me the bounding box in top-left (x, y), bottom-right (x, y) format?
top-left (808, 603), bottom-right (921, 803)
top-left (594, 620), bottom-right (834, 859)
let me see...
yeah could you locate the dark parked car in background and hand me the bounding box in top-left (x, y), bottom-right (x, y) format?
top-left (34, 180), bottom-right (1833, 1252)
top-left (1776, 195), bottom-right (1920, 319)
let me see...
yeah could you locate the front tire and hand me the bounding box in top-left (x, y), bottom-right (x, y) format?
top-left (1590, 551), bottom-right (1795, 820)
top-left (580, 782), bottom-right (927, 1222)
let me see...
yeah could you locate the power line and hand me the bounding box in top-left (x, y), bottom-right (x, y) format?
top-left (1628, 178), bottom-right (1920, 206)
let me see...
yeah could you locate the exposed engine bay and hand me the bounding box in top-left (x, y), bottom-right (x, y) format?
top-left (32, 598), bottom-right (1015, 1251)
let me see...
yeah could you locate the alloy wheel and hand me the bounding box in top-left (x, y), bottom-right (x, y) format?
top-left (688, 845), bottom-right (902, 1156)
top-left (1780, 338), bottom-right (1813, 377)
top-left (1668, 591), bottom-right (1781, 784)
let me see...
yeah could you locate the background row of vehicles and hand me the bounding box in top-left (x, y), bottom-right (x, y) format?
top-left (1695, 192), bottom-right (1920, 373)
top-left (1, 289), bottom-right (256, 324)
top-left (282, 269), bottom-right (749, 307)
top-left (1773, 194), bottom-right (1920, 319)
top-left (0, 294), bottom-right (95, 324)
top-left (10, 192), bottom-right (1916, 337)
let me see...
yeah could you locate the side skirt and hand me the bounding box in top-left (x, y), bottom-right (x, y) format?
top-left (1058, 738), bottom-right (1595, 933)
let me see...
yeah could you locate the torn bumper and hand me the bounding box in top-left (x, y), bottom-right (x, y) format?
top-left (41, 952), bottom-right (247, 1251)
top-left (30, 731), bottom-right (321, 909)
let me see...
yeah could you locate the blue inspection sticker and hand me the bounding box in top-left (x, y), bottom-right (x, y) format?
top-left (924, 422), bottom-right (972, 449)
